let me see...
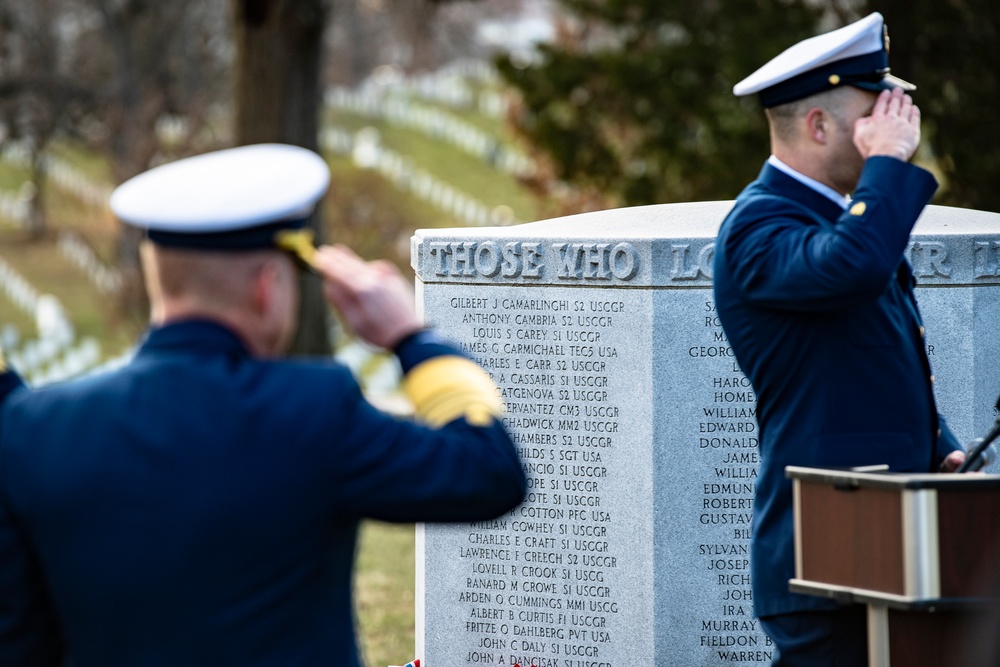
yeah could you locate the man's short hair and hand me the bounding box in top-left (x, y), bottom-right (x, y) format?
top-left (764, 87), bottom-right (858, 142)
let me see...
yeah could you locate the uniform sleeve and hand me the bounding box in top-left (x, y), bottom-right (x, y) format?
top-left (935, 413), bottom-right (964, 466)
top-left (0, 467), bottom-right (65, 666)
top-left (0, 354), bottom-right (62, 664)
top-left (329, 332), bottom-right (526, 523)
top-left (723, 157), bottom-right (937, 311)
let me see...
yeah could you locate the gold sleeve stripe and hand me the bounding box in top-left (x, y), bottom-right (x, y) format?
top-left (403, 356), bottom-right (504, 428)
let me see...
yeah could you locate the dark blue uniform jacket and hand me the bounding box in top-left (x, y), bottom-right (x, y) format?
top-left (713, 157), bottom-right (961, 618)
top-left (0, 320), bottom-right (526, 666)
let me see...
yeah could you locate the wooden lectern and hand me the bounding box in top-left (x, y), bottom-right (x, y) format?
top-left (786, 466), bottom-right (1000, 667)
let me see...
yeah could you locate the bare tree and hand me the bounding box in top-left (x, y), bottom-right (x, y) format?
top-left (0, 0), bottom-right (94, 238)
top-left (0, 0), bottom-right (232, 316)
top-left (325, 0), bottom-right (507, 87)
top-left (232, 0), bottom-right (332, 356)
top-left (84, 0), bottom-right (231, 310)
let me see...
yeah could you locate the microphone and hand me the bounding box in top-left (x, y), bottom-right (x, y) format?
top-left (957, 394), bottom-right (1000, 473)
top-left (963, 438), bottom-right (998, 472)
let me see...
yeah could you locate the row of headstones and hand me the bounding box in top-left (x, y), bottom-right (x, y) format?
top-left (0, 193), bottom-right (123, 298)
top-left (322, 126), bottom-right (520, 228)
top-left (321, 60), bottom-right (529, 394)
top-left (0, 256), bottom-right (47, 319)
top-left (0, 256), bottom-right (106, 386)
top-left (57, 232), bottom-right (122, 294)
top-left (8, 333), bottom-right (103, 387)
top-left (325, 87), bottom-right (535, 179)
top-left (0, 143), bottom-right (124, 297)
top-left (436, 57), bottom-right (500, 83)
top-left (48, 159), bottom-right (113, 208)
top-left (0, 186), bottom-right (30, 226)
top-left (364, 58), bottom-right (505, 116)
top-left (402, 76), bottom-right (507, 119)
top-left (1, 142), bottom-right (112, 208)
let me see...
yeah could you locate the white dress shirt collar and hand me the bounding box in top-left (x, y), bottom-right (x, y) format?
top-left (767, 155), bottom-right (851, 209)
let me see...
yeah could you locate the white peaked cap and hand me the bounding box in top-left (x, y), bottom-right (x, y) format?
top-left (733, 13), bottom-right (914, 108)
top-left (111, 144), bottom-right (330, 234)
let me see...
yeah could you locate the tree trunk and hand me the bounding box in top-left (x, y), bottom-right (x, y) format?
top-left (232, 0), bottom-right (332, 357)
top-left (95, 0), bottom-right (169, 322)
top-left (26, 147), bottom-right (48, 240)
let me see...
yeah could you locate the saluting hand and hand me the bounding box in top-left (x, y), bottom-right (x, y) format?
top-left (314, 244), bottom-right (422, 349)
top-left (853, 87), bottom-right (922, 162)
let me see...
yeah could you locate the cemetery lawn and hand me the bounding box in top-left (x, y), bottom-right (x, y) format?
top-left (321, 152), bottom-right (464, 273)
top-left (326, 101), bottom-right (542, 224)
top-left (0, 226), bottom-right (143, 352)
top-left (355, 521), bottom-right (417, 667)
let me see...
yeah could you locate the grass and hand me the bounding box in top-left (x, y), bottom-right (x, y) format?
top-left (0, 179), bottom-right (146, 357)
top-left (321, 151), bottom-right (465, 273)
top-left (48, 141), bottom-right (115, 183)
top-left (327, 108), bottom-right (541, 223)
top-left (355, 522), bottom-right (417, 667)
top-left (0, 160), bottom-right (31, 191)
top-left (0, 230), bottom-right (143, 355)
top-left (0, 142), bottom-right (125, 342)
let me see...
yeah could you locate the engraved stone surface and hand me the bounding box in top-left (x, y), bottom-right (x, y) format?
top-left (412, 202), bottom-right (1000, 666)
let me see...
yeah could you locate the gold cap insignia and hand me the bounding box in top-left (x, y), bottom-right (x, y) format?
top-left (274, 228), bottom-right (318, 270)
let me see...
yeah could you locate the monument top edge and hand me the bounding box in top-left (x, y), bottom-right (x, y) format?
top-left (914, 204), bottom-right (1000, 234)
top-left (412, 202), bottom-right (999, 241)
top-left (414, 201), bottom-right (735, 240)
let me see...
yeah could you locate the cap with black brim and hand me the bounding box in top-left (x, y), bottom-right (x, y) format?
top-left (733, 13), bottom-right (915, 109)
top-left (110, 143), bottom-right (329, 269)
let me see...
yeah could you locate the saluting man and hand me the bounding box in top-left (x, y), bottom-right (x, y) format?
top-left (713, 13), bottom-right (965, 666)
top-left (0, 144), bottom-right (526, 666)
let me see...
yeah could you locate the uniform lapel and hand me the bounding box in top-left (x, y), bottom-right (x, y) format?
top-left (757, 162), bottom-right (846, 225)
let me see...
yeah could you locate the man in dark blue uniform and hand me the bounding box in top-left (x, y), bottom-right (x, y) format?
top-left (713, 13), bottom-right (965, 666)
top-left (0, 144), bottom-right (526, 666)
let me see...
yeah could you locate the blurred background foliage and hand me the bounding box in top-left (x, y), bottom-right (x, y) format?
top-left (0, 1), bottom-right (996, 664)
top-left (497, 0), bottom-right (1000, 211)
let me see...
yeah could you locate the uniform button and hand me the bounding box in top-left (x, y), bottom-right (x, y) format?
top-left (930, 375), bottom-right (935, 384)
top-left (919, 326), bottom-right (925, 336)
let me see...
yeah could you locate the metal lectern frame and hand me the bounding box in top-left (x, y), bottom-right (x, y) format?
top-left (787, 466), bottom-right (1000, 667)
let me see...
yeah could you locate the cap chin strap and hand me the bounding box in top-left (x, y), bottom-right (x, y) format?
top-left (274, 228), bottom-right (319, 270)
top-left (881, 72), bottom-right (916, 91)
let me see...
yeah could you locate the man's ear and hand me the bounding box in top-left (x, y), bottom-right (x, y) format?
top-left (139, 241), bottom-right (166, 323)
top-left (251, 260), bottom-right (279, 317)
top-left (805, 106), bottom-right (829, 144)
